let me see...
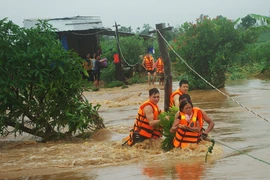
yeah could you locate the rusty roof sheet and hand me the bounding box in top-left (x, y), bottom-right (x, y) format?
top-left (23, 16), bottom-right (104, 31)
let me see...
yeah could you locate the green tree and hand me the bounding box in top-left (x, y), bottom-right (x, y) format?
top-left (100, 34), bottom-right (148, 83)
top-left (172, 17), bottom-right (254, 89)
top-left (250, 14), bottom-right (270, 26)
top-left (0, 19), bottom-right (105, 141)
top-left (139, 24), bottom-right (154, 35)
top-left (118, 26), bottom-right (133, 33)
top-left (241, 15), bottom-right (256, 29)
top-left (99, 37), bottom-right (117, 83)
top-left (118, 35), bottom-right (146, 66)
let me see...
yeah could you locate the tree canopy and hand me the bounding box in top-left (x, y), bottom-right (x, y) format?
top-left (0, 19), bottom-right (104, 141)
top-left (170, 16), bottom-right (258, 89)
top-left (241, 15), bottom-right (257, 29)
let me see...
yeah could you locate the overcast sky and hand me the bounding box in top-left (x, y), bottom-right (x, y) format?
top-left (1, 0), bottom-right (269, 30)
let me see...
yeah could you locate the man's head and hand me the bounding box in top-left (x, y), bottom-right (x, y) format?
top-left (145, 52), bottom-right (152, 58)
top-left (179, 79), bottom-right (189, 94)
top-left (179, 94), bottom-right (191, 105)
top-left (149, 88), bottom-right (160, 105)
top-left (95, 54), bottom-right (101, 60)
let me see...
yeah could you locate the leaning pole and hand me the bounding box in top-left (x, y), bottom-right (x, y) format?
top-left (155, 23), bottom-right (173, 112)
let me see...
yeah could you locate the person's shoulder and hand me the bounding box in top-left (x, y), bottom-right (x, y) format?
top-left (143, 103), bottom-right (154, 111)
top-left (173, 93), bottom-right (180, 97)
top-left (175, 111), bottom-right (180, 118)
top-left (141, 104), bottom-right (152, 115)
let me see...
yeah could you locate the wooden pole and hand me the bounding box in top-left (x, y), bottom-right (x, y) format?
top-left (114, 22), bottom-right (126, 83)
top-left (156, 23), bottom-right (172, 112)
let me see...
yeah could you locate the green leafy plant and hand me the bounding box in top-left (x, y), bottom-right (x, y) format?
top-left (171, 16), bottom-right (257, 89)
top-left (158, 106), bottom-right (179, 151)
top-left (0, 19), bottom-right (105, 141)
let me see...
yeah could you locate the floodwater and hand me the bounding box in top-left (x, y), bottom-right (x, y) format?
top-left (0, 79), bottom-right (270, 180)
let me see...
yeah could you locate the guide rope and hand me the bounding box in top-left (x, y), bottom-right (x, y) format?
top-left (114, 30), bottom-right (143, 67)
top-left (156, 29), bottom-right (270, 124)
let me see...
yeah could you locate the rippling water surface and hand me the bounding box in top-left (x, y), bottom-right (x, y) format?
top-left (0, 79), bottom-right (269, 180)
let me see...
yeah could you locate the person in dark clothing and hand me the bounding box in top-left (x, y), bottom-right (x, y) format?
top-left (93, 54), bottom-right (106, 88)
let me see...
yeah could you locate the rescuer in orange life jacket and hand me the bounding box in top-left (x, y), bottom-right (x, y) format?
top-left (170, 97), bottom-right (215, 149)
top-left (142, 52), bottom-right (156, 86)
top-left (170, 79), bottom-right (189, 109)
top-left (155, 56), bottom-right (164, 86)
top-left (123, 88), bottom-right (162, 146)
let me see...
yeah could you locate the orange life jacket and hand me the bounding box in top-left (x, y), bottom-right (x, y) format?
top-left (156, 58), bottom-right (164, 73)
top-left (193, 107), bottom-right (204, 129)
top-left (124, 100), bottom-right (162, 146)
top-left (169, 89), bottom-right (183, 107)
top-left (173, 108), bottom-right (203, 148)
top-left (144, 56), bottom-right (154, 71)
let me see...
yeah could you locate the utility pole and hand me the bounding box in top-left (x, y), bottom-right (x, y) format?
top-left (155, 23), bottom-right (173, 112)
top-left (114, 22), bottom-right (126, 83)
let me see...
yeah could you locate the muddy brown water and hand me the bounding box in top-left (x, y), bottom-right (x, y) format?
top-left (0, 79), bottom-right (270, 180)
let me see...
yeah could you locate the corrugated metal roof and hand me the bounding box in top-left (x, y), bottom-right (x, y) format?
top-left (101, 30), bottom-right (154, 39)
top-left (23, 16), bottom-right (104, 31)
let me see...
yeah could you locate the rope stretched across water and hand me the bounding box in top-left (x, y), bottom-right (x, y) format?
top-left (204, 138), bottom-right (270, 165)
top-left (156, 29), bottom-right (270, 165)
top-left (215, 139), bottom-right (270, 165)
top-left (156, 29), bottom-right (270, 124)
top-left (114, 30), bottom-right (143, 67)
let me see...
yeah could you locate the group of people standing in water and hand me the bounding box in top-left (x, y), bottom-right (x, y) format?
top-left (142, 52), bottom-right (165, 86)
top-left (123, 79), bottom-right (215, 149)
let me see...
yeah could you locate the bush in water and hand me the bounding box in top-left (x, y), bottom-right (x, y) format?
top-left (0, 19), bottom-right (105, 141)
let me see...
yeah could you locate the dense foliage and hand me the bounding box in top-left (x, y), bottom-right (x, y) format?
top-left (0, 19), bottom-right (104, 141)
top-left (170, 16), bottom-right (258, 89)
top-left (99, 15), bottom-right (270, 88)
top-left (241, 15), bottom-right (257, 29)
top-left (100, 34), bottom-right (148, 83)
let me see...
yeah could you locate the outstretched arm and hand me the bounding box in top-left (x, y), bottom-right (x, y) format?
top-left (99, 59), bottom-right (106, 62)
top-left (201, 110), bottom-right (215, 134)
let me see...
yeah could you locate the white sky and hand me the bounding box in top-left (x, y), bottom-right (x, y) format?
top-left (1, 0), bottom-right (269, 30)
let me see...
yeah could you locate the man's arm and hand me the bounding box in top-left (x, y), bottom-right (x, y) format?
top-left (173, 94), bottom-right (180, 108)
top-left (142, 59), bottom-right (146, 69)
top-left (144, 105), bottom-right (159, 127)
top-left (170, 112), bottom-right (180, 133)
top-left (201, 110), bottom-right (215, 134)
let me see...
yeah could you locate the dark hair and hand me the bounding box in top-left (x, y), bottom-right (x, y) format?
top-left (95, 54), bottom-right (100, 59)
top-left (179, 99), bottom-right (193, 112)
top-left (179, 94), bottom-right (191, 102)
top-left (149, 88), bottom-right (159, 96)
top-left (179, 79), bottom-right (189, 87)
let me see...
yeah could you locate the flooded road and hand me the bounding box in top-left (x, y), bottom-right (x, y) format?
top-left (0, 79), bottom-right (270, 180)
